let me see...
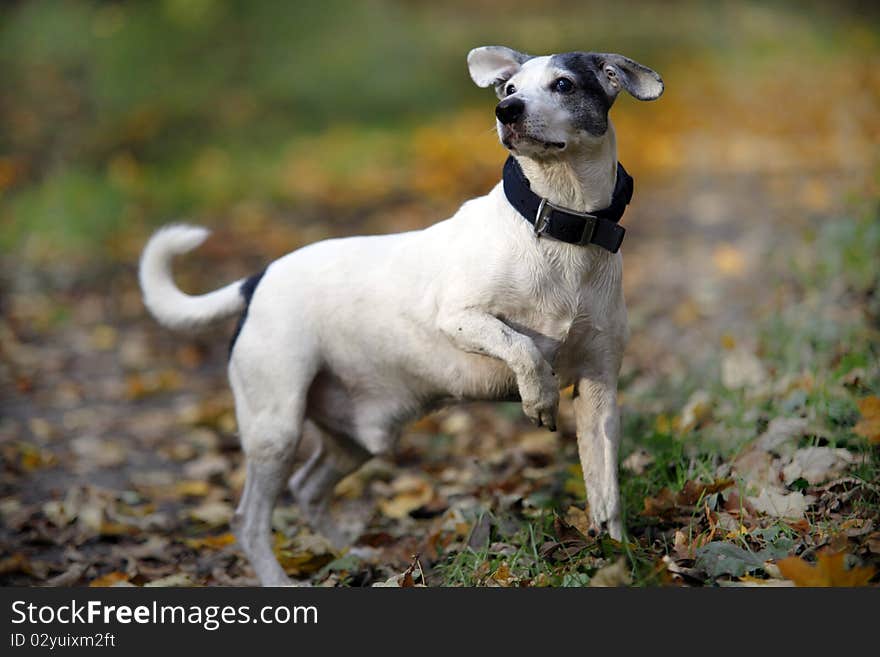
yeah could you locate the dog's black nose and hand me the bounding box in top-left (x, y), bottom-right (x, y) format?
top-left (495, 97), bottom-right (525, 125)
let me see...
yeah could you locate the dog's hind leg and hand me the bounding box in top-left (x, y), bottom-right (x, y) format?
top-left (234, 452), bottom-right (297, 586)
top-left (288, 423), bottom-right (371, 548)
top-left (229, 356), bottom-right (316, 586)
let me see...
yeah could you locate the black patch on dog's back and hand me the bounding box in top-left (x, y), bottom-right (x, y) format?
top-left (229, 268), bottom-right (266, 358)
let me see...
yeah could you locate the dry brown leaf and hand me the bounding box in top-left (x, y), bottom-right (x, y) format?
top-left (377, 474), bottom-right (434, 519)
top-left (641, 480), bottom-right (733, 518)
top-left (589, 558), bottom-right (632, 587)
top-left (853, 396), bottom-right (880, 444)
top-left (777, 549), bottom-right (876, 587)
top-left (274, 532), bottom-right (335, 577)
top-left (491, 562), bottom-right (514, 587)
top-left (564, 506), bottom-right (592, 537)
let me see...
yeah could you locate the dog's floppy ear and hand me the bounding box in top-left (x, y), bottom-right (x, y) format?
top-left (597, 53), bottom-right (663, 101)
top-left (467, 46), bottom-right (531, 88)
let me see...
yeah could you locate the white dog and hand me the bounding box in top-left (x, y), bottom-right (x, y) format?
top-left (139, 46), bottom-right (663, 586)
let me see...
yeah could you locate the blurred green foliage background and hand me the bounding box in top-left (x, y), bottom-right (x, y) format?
top-left (1, 0), bottom-right (878, 260)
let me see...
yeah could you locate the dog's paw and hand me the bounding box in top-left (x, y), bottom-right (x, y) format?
top-left (520, 367), bottom-right (559, 431)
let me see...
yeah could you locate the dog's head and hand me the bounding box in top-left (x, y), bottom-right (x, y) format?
top-left (468, 47), bottom-right (663, 158)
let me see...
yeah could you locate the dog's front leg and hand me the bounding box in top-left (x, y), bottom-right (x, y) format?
top-left (440, 311), bottom-right (559, 429)
top-left (573, 368), bottom-right (623, 540)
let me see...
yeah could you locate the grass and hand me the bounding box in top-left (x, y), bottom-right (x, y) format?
top-left (432, 201), bottom-right (880, 586)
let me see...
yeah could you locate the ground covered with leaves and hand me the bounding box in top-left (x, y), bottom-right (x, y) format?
top-left (1, 1), bottom-right (879, 587)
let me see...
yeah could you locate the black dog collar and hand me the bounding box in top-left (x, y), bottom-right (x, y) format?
top-left (502, 156), bottom-right (633, 253)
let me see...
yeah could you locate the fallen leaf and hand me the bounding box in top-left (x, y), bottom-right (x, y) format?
top-left (89, 571), bottom-right (130, 587)
top-left (747, 488), bottom-right (815, 519)
top-left (371, 575), bottom-right (403, 587)
top-left (563, 506), bottom-right (592, 537)
top-left (754, 417), bottom-right (810, 454)
top-left (853, 396), bottom-right (880, 444)
top-left (45, 563), bottom-right (88, 587)
top-left (274, 532), bottom-right (335, 577)
top-left (371, 558), bottom-right (427, 588)
top-left (378, 474), bottom-right (435, 519)
top-left (184, 533), bottom-right (237, 550)
top-left (589, 558), bottom-right (632, 587)
top-left (777, 549), bottom-right (876, 587)
top-left (174, 480), bottom-right (212, 497)
top-left (721, 348), bottom-right (766, 389)
top-left (695, 540), bottom-right (790, 579)
top-left (0, 553), bottom-right (46, 578)
top-left (467, 513), bottom-right (492, 550)
top-left (563, 463), bottom-right (586, 498)
top-left (145, 573), bottom-right (195, 587)
top-left (71, 436), bottom-right (126, 468)
top-left (641, 480), bottom-right (734, 519)
top-left (713, 244), bottom-right (747, 276)
top-left (187, 501), bottom-right (232, 527)
top-left (678, 390), bottom-right (713, 432)
top-left (518, 430), bottom-right (559, 458)
top-left (622, 449), bottom-right (654, 475)
top-left (491, 562), bottom-right (514, 586)
top-left (782, 447), bottom-right (857, 485)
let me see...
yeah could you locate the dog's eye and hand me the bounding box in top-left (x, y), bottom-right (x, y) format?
top-left (505, 83), bottom-right (516, 96)
top-left (553, 78), bottom-right (574, 93)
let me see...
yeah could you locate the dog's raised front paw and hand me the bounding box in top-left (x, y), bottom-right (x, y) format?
top-left (520, 367), bottom-right (559, 431)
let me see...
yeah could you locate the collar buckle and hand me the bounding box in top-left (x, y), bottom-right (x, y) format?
top-left (535, 197), bottom-right (597, 245)
top-left (534, 198), bottom-right (552, 237)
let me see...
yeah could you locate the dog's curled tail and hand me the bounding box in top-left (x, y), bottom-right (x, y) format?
top-left (139, 224), bottom-right (245, 331)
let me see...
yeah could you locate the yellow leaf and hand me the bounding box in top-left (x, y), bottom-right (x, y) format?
top-left (174, 480), bottom-right (211, 497)
top-left (273, 533), bottom-right (335, 576)
top-left (712, 244), bottom-right (747, 276)
top-left (184, 533), bottom-right (236, 550)
top-left (853, 396), bottom-right (880, 444)
top-left (654, 414), bottom-right (673, 435)
top-left (563, 464), bottom-right (586, 498)
top-left (89, 571), bottom-right (130, 587)
top-left (378, 475), bottom-right (434, 519)
top-left (777, 549), bottom-right (876, 587)
top-left (492, 562), bottom-right (514, 586)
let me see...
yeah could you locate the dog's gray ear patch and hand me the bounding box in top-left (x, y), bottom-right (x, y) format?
top-left (467, 46), bottom-right (531, 88)
top-left (598, 54), bottom-right (663, 101)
